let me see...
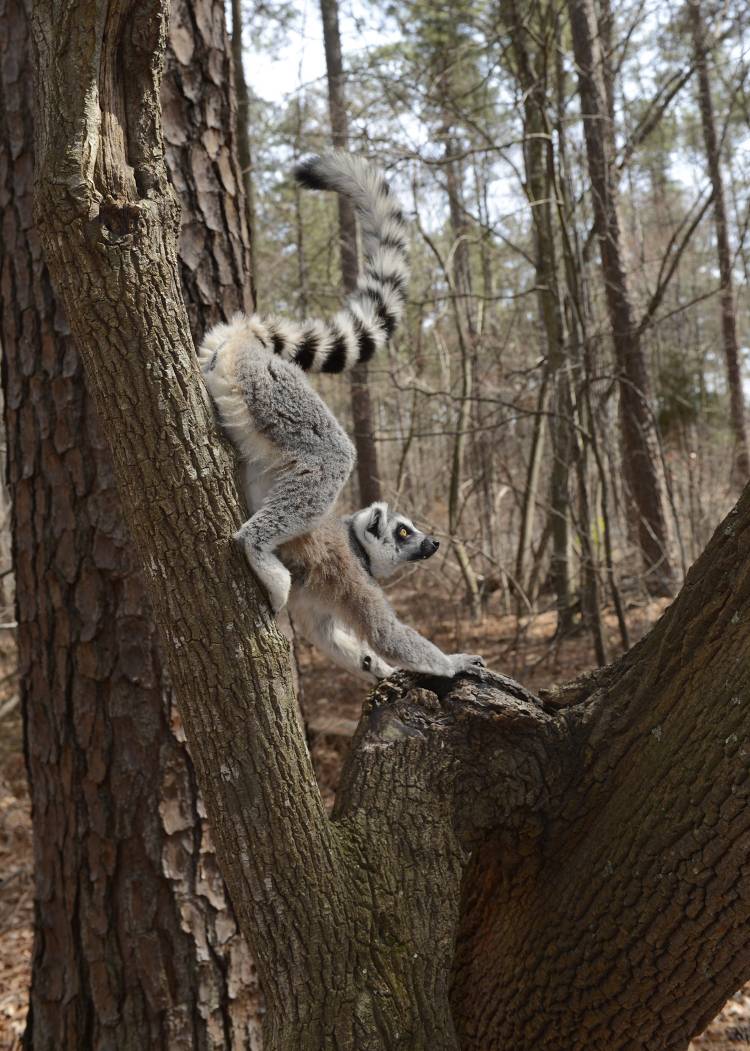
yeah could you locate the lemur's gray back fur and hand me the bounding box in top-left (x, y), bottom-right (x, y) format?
top-left (201, 152), bottom-right (409, 375)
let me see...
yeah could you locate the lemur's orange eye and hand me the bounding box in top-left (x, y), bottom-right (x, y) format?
top-left (398, 527), bottom-right (409, 539)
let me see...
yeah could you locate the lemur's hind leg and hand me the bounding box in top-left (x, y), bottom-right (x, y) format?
top-left (236, 457), bottom-right (350, 612)
top-left (231, 353), bottom-right (356, 612)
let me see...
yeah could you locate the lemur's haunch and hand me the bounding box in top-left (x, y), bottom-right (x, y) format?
top-left (200, 152), bottom-right (485, 680)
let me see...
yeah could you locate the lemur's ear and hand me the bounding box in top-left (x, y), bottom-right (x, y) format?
top-left (366, 507), bottom-right (383, 538)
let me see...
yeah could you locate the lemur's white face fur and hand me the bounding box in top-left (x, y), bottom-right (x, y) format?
top-left (349, 502), bottom-right (440, 580)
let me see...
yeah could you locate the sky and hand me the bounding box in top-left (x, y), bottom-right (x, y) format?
top-left (234, 0), bottom-right (750, 308)
top-left (241, 0), bottom-right (366, 105)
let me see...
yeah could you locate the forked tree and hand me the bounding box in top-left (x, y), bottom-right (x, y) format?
top-left (29, 0), bottom-right (750, 1048)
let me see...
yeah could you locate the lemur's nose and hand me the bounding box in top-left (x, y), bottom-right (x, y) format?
top-left (421, 537), bottom-right (439, 558)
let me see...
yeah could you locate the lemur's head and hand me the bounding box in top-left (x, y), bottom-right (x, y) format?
top-left (349, 502), bottom-right (440, 579)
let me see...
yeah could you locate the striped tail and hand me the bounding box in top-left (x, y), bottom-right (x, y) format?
top-left (264, 152), bottom-right (410, 374)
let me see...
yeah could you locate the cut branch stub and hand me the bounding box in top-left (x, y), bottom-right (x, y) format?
top-left (321, 671), bottom-right (565, 1051)
top-left (336, 669), bottom-right (564, 850)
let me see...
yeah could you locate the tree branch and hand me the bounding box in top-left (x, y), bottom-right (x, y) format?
top-left (452, 484), bottom-right (750, 1048)
top-left (617, 65), bottom-right (695, 174)
top-left (637, 186), bottom-right (714, 335)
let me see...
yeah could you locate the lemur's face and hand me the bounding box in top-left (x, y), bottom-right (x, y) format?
top-left (351, 502), bottom-right (440, 579)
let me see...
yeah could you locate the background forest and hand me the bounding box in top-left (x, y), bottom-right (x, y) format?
top-left (2, 0), bottom-right (750, 1045)
top-left (243, 0), bottom-right (750, 657)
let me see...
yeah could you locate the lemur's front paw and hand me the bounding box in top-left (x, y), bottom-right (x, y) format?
top-left (449, 653), bottom-right (486, 677)
top-left (361, 653), bottom-right (396, 682)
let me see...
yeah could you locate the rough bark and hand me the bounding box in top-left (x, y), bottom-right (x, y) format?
top-left (28, 2), bottom-right (750, 1049)
top-left (229, 0), bottom-right (258, 311)
top-left (0, 0), bottom-right (261, 1046)
top-left (319, 0), bottom-right (382, 506)
top-left (567, 0), bottom-right (675, 596)
top-left (453, 487), bottom-right (750, 1048)
top-left (164, 0), bottom-right (254, 337)
top-left (688, 0), bottom-right (750, 487)
top-left (30, 1), bottom-right (338, 1046)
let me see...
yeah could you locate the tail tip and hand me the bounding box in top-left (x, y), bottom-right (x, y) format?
top-left (293, 156), bottom-right (328, 191)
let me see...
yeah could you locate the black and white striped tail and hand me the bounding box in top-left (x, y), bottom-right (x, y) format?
top-left (264, 152), bottom-right (410, 374)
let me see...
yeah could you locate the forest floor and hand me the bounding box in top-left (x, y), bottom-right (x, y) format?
top-left (1, 590), bottom-right (749, 1049)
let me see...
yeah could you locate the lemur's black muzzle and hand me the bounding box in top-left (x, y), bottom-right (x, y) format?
top-left (420, 537), bottom-right (439, 559)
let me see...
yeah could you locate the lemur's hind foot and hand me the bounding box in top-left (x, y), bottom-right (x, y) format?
top-left (235, 529), bottom-right (291, 613)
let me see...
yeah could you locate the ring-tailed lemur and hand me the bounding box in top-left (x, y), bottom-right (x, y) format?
top-left (199, 152), bottom-right (485, 681)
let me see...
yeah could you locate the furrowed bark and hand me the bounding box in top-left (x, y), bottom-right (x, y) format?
top-left (30, 0), bottom-right (338, 1039)
top-left (229, 0), bottom-right (258, 312)
top-left (453, 488), bottom-right (750, 1048)
top-left (1, 0), bottom-right (260, 1046)
top-left (165, 0), bottom-right (254, 340)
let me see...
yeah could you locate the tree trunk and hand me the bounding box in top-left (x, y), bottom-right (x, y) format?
top-left (441, 128), bottom-right (482, 621)
top-left (452, 486), bottom-right (750, 1047)
top-left (230, 0), bottom-right (258, 311)
top-left (688, 0), bottom-right (750, 487)
top-left (514, 372), bottom-right (550, 601)
top-left (29, 2), bottom-right (750, 1048)
top-left (0, 0), bottom-right (261, 1046)
top-left (554, 26), bottom-right (627, 653)
top-left (164, 0), bottom-right (254, 337)
top-left (503, 0), bottom-right (575, 634)
top-left (319, 0), bottom-right (382, 506)
top-left (567, 0), bottom-right (675, 596)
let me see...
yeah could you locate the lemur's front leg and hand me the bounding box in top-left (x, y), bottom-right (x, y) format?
top-left (313, 613), bottom-right (397, 681)
top-left (347, 586), bottom-right (485, 679)
top-left (374, 620), bottom-right (484, 678)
